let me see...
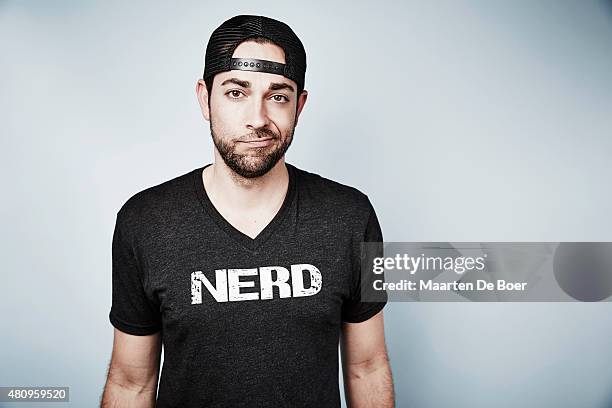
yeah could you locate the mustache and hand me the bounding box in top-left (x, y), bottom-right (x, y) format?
top-left (237, 129), bottom-right (278, 142)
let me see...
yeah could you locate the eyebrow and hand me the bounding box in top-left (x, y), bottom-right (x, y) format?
top-left (220, 78), bottom-right (294, 93)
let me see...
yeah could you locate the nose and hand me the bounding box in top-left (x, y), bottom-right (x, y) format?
top-left (246, 97), bottom-right (270, 131)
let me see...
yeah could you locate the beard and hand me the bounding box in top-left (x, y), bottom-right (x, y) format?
top-left (210, 119), bottom-right (295, 179)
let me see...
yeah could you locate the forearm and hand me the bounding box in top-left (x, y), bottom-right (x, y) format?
top-left (100, 366), bottom-right (158, 408)
top-left (344, 353), bottom-right (394, 408)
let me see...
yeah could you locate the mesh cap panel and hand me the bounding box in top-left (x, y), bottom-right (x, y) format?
top-left (203, 15), bottom-right (307, 91)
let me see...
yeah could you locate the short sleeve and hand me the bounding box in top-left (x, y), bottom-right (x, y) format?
top-left (109, 214), bottom-right (162, 336)
top-left (341, 198), bottom-right (388, 323)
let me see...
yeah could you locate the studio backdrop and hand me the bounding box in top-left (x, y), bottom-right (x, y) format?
top-left (2, 1), bottom-right (612, 407)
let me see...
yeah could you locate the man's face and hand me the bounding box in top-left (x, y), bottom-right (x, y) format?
top-left (197, 41), bottom-right (308, 178)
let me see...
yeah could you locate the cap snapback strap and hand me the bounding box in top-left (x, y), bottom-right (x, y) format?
top-left (230, 58), bottom-right (286, 75)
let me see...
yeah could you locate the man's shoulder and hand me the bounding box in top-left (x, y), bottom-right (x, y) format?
top-left (289, 163), bottom-right (372, 214)
top-left (115, 167), bottom-right (197, 225)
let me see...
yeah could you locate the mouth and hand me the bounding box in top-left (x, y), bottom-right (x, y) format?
top-left (239, 137), bottom-right (275, 148)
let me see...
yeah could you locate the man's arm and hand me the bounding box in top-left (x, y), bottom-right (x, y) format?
top-left (341, 309), bottom-right (394, 408)
top-left (100, 328), bottom-right (162, 408)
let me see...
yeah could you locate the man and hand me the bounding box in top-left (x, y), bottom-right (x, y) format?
top-left (101, 14), bottom-right (394, 408)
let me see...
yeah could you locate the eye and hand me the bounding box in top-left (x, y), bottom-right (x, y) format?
top-left (226, 90), bottom-right (245, 99)
top-left (271, 94), bottom-right (290, 103)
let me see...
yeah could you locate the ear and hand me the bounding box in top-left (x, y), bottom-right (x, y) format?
top-left (294, 89), bottom-right (308, 127)
top-left (196, 79), bottom-right (211, 122)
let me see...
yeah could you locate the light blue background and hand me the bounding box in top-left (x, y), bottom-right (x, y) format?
top-left (2, 1), bottom-right (612, 407)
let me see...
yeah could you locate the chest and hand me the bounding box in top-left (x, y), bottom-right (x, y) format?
top-left (140, 223), bottom-right (354, 337)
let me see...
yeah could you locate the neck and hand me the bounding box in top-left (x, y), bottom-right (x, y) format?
top-left (203, 157), bottom-right (289, 212)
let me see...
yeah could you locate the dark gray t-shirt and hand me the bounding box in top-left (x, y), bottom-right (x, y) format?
top-left (109, 162), bottom-right (386, 407)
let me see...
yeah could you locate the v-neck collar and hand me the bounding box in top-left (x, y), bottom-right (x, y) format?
top-left (192, 162), bottom-right (297, 252)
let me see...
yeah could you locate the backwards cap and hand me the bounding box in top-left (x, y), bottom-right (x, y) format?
top-left (203, 15), bottom-right (307, 91)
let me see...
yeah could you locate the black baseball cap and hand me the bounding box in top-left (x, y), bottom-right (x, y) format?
top-left (203, 15), bottom-right (307, 92)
